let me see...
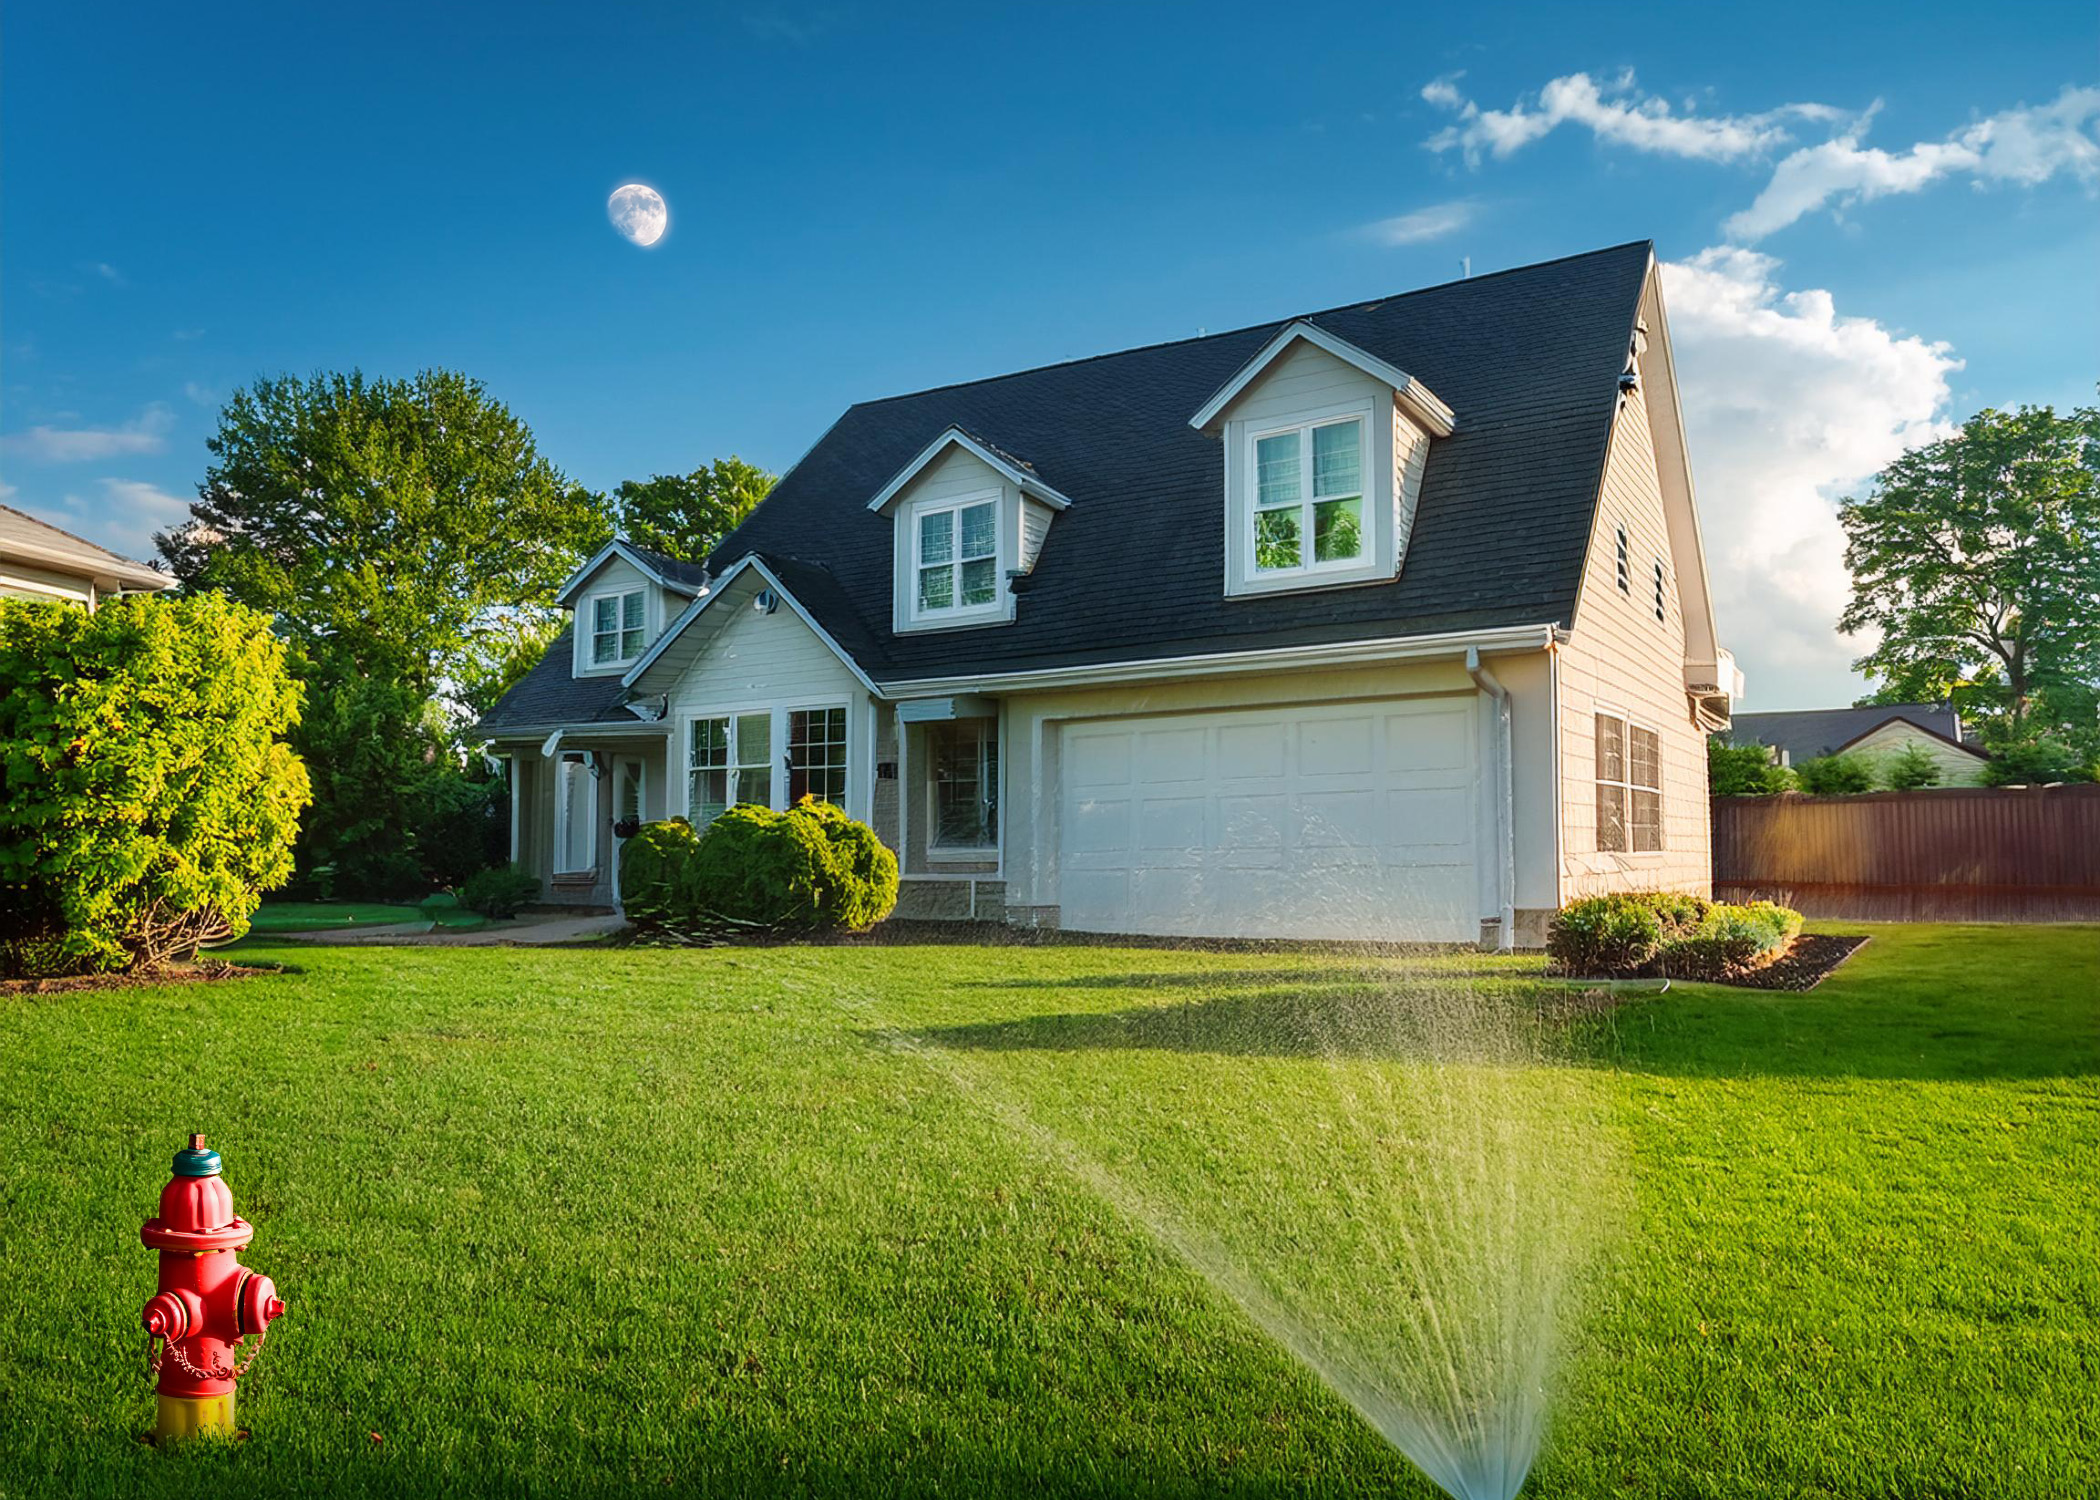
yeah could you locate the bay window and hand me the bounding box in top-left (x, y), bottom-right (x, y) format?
top-left (929, 719), bottom-right (998, 851)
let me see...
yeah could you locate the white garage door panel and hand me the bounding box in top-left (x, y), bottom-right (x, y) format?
top-left (1059, 699), bottom-right (1480, 942)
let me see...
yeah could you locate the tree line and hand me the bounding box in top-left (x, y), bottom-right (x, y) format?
top-left (154, 369), bottom-right (774, 899)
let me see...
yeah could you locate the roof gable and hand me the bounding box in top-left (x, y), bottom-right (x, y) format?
top-left (554, 539), bottom-right (711, 608)
top-left (623, 554), bottom-right (880, 697)
top-left (1188, 320), bottom-right (1456, 436)
top-left (0, 502), bottom-right (172, 592)
top-left (865, 426), bottom-right (1075, 513)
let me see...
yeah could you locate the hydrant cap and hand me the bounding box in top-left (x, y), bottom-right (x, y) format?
top-left (172, 1133), bottom-right (222, 1178)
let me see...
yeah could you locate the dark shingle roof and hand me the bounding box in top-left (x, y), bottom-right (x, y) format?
top-left (625, 543), bottom-right (713, 593)
top-left (1726, 704), bottom-right (1977, 764)
top-left (473, 627), bottom-right (635, 734)
top-left (705, 240), bottom-right (1654, 680)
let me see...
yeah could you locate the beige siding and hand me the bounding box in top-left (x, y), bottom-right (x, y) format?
top-left (0, 562), bottom-right (96, 607)
top-left (1393, 407), bottom-right (1431, 568)
top-left (1020, 497), bottom-right (1054, 572)
top-left (1557, 352), bottom-right (1711, 900)
top-left (1844, 720), bottom-right (1990, 786)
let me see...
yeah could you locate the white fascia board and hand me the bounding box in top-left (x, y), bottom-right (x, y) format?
top-left (865, 427), bottom-right (1075, 514)
top-left (555, 539), bottom-right (706, 608)
top-left (875, 623), bottom-right (1556, 698)
top-left (1188, 321), bottom-right (1457, 437)
top-left (618, 554), bottom-right (883, 700)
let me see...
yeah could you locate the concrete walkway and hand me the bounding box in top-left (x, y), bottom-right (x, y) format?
top-left (279, 914), bottom-right (628, 947)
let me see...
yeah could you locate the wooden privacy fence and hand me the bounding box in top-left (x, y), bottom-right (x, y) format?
top-left (1712, 784), bottom-right (2100, 923)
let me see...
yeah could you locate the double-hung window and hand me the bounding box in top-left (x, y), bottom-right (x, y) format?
top-left (1253, 416), bottom-right (1364, 573)
top-left (788, 707), bottom-right (848, 805)
top-left (590, 589), bottom-right (647, 667)
top-left (915, 498), bottom-right (1000, 618)
top-left (1595, 712), bottom-right (1663, 853)
top-left (688, 712), bottom-right (774, 826)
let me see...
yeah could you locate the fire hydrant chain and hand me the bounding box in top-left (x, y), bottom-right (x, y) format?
top-left (149, 1326), bottom-right (269, 1383)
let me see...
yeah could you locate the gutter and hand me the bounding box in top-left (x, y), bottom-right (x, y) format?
top-left (1466, 646), bottom-right (1517, 953)
top-left (877, 622), bottom-right (1559, 698)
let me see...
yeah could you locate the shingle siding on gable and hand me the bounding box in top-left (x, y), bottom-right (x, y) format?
top-left (708, 242), bottom-right (1653, 682)
top-left (1556, 344), bottom-right (1711, 900)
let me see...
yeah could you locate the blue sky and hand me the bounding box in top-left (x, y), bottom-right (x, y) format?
top-left (3, 0), bottom-right (2094, 708)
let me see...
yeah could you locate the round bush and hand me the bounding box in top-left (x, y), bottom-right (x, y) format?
top-left (682, 799), bottom-right (898, 934)
top-left (1546, 896), bottom-right (1663, 976)
top-left (619, 818), bottom-right (701, 930)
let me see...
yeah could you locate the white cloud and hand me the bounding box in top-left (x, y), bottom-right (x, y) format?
top-left (1423, 70), bottom-right (1843, 167)
top-left (93, 262), bottom-right (127, 287)
top-left (1358, 200), bottom-right (1474, 245)
top-left (183, 381), bottom-right (219, 408)
top-left (1726, 85), bottom-right (2100, 240)
top-left (1662, 247), bottom-right (1961, 705)
top-left (46, 479), bottom-right (191, 561)
top-left (0, 403), bottom-right (173, 463)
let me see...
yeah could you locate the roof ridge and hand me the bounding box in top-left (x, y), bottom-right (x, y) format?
top-left (846, 240), bottom-right (1656, 410)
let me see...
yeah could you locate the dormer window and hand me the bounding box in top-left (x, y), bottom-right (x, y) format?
top-left (914, 496), bottom-right (1001, 618)
top-left (1253, 417), bottom-right (1365, 573)
top-left (590, 588), bottom-right (647, 666)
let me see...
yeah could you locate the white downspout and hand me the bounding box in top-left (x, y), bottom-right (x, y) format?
top-left (1466, 647), bottom-right (1517, 953)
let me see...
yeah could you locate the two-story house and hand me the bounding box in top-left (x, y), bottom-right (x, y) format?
top-left (476, 241), bottom-right (1738, 947)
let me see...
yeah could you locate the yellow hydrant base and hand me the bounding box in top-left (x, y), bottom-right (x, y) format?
top-left (155, 1391), bottom-right (236, 1441)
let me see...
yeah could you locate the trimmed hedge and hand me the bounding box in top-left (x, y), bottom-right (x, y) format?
top-left (460, 863), bottom-right (538, 919)
top-left (1547, 890), bottom-right (1800, 981)
top-left (619, 799), bottom-right (897, 938)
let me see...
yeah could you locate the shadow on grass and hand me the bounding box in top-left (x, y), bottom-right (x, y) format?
top-left (904, 963), bottom-right (2098, 1082)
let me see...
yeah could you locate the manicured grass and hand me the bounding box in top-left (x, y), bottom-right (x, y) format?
top-left (245, 901), bottom-right (489, 934)
top-left (1, 924), bottom-right (2092, 1497)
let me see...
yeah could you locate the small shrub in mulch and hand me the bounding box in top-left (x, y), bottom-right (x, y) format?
top-left (1548, 892), bottom-right (1812, 985)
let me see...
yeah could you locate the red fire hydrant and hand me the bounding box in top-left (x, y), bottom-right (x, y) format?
top-left (139, 1134), bottom-right (286, 1440)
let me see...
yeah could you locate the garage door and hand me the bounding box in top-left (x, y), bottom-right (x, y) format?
top-left (1058, 698), bottom-right (1481, 942)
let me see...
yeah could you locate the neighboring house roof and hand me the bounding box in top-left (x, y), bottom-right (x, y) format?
top-left (0, 503), bottom-right (172, 593)
top-left (1728, 705), bottom-right (1985, 764)
top-left (704, 239), bottom-right (1655, 682)
top-left (554, 539), bottom-right (712, 607)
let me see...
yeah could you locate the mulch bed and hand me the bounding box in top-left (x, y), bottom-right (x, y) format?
top-left (1715, 933), bottom-right (1871, 991)
top-left (0, 960), bottom-right (284, 997)
top-left (1552, 933), bottom-right (1871, 994)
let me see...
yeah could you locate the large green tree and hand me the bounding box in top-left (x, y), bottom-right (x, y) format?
top-left (158, 370), bottom-right (614, 895)
top-left (613, 457), bottom-right (774, 564)
top-left (161, 369), bottom-right (613, 695)
top-left (1839, 403), bottom-right (2100, 756)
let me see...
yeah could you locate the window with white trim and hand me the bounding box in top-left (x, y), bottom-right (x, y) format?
top-left (1252, 416), bottom-right (1364, 573)
top-left (929, 719), bottom-right (998, 850)
top-left (914, 497), bottom-right (1000, 618)
top-left (589, 589), bottom-right (647, 666)
top-left (1596, 712), bottom-right (1663, 853)
top-left (788, 707), bottom-right (848, 805)
top-left (688, 712), bottom-right (774, 826)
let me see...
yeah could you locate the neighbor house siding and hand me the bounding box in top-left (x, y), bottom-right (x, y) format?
top-left (1555, 352), bottom-right (1710, 901)
top-left (1843, 720), bottom-right (1989, 786)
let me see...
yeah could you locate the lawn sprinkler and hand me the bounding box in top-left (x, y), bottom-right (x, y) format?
top-left (139, 1134), bottom-right (287, 1440)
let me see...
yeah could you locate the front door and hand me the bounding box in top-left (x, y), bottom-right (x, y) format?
top-left (611, 756), bottom-right (647, 905)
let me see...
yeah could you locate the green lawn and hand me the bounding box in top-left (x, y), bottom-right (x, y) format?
top-left (245, 900), bottom-right (489, 935)
top-left (2, 924), bottom-right (2093, 1498)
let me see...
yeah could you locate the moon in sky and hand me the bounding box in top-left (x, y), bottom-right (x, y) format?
top-left (607, 184), bottom-right (668, 247)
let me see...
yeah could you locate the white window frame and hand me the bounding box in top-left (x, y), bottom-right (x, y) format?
top-left (554, 752), bottom-right (598, 874)
top-left (907, 490), bottom-right (1005, 626)
top-left (786, 705), bottom-right (852, 808)
top-left (1245, 413), bottom-right (1370, 580)
top-left (679, 699), bottom-right (853, 825)
top-left (584, 587), bottom-right (649, 670)
top-left (1595, 709), bottom-right (1664, 855)
top-left (925, 717), bottom-right (999, 856)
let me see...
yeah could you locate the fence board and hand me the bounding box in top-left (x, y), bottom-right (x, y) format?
top-left (1712, 785), bottom-right (2100, 923)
